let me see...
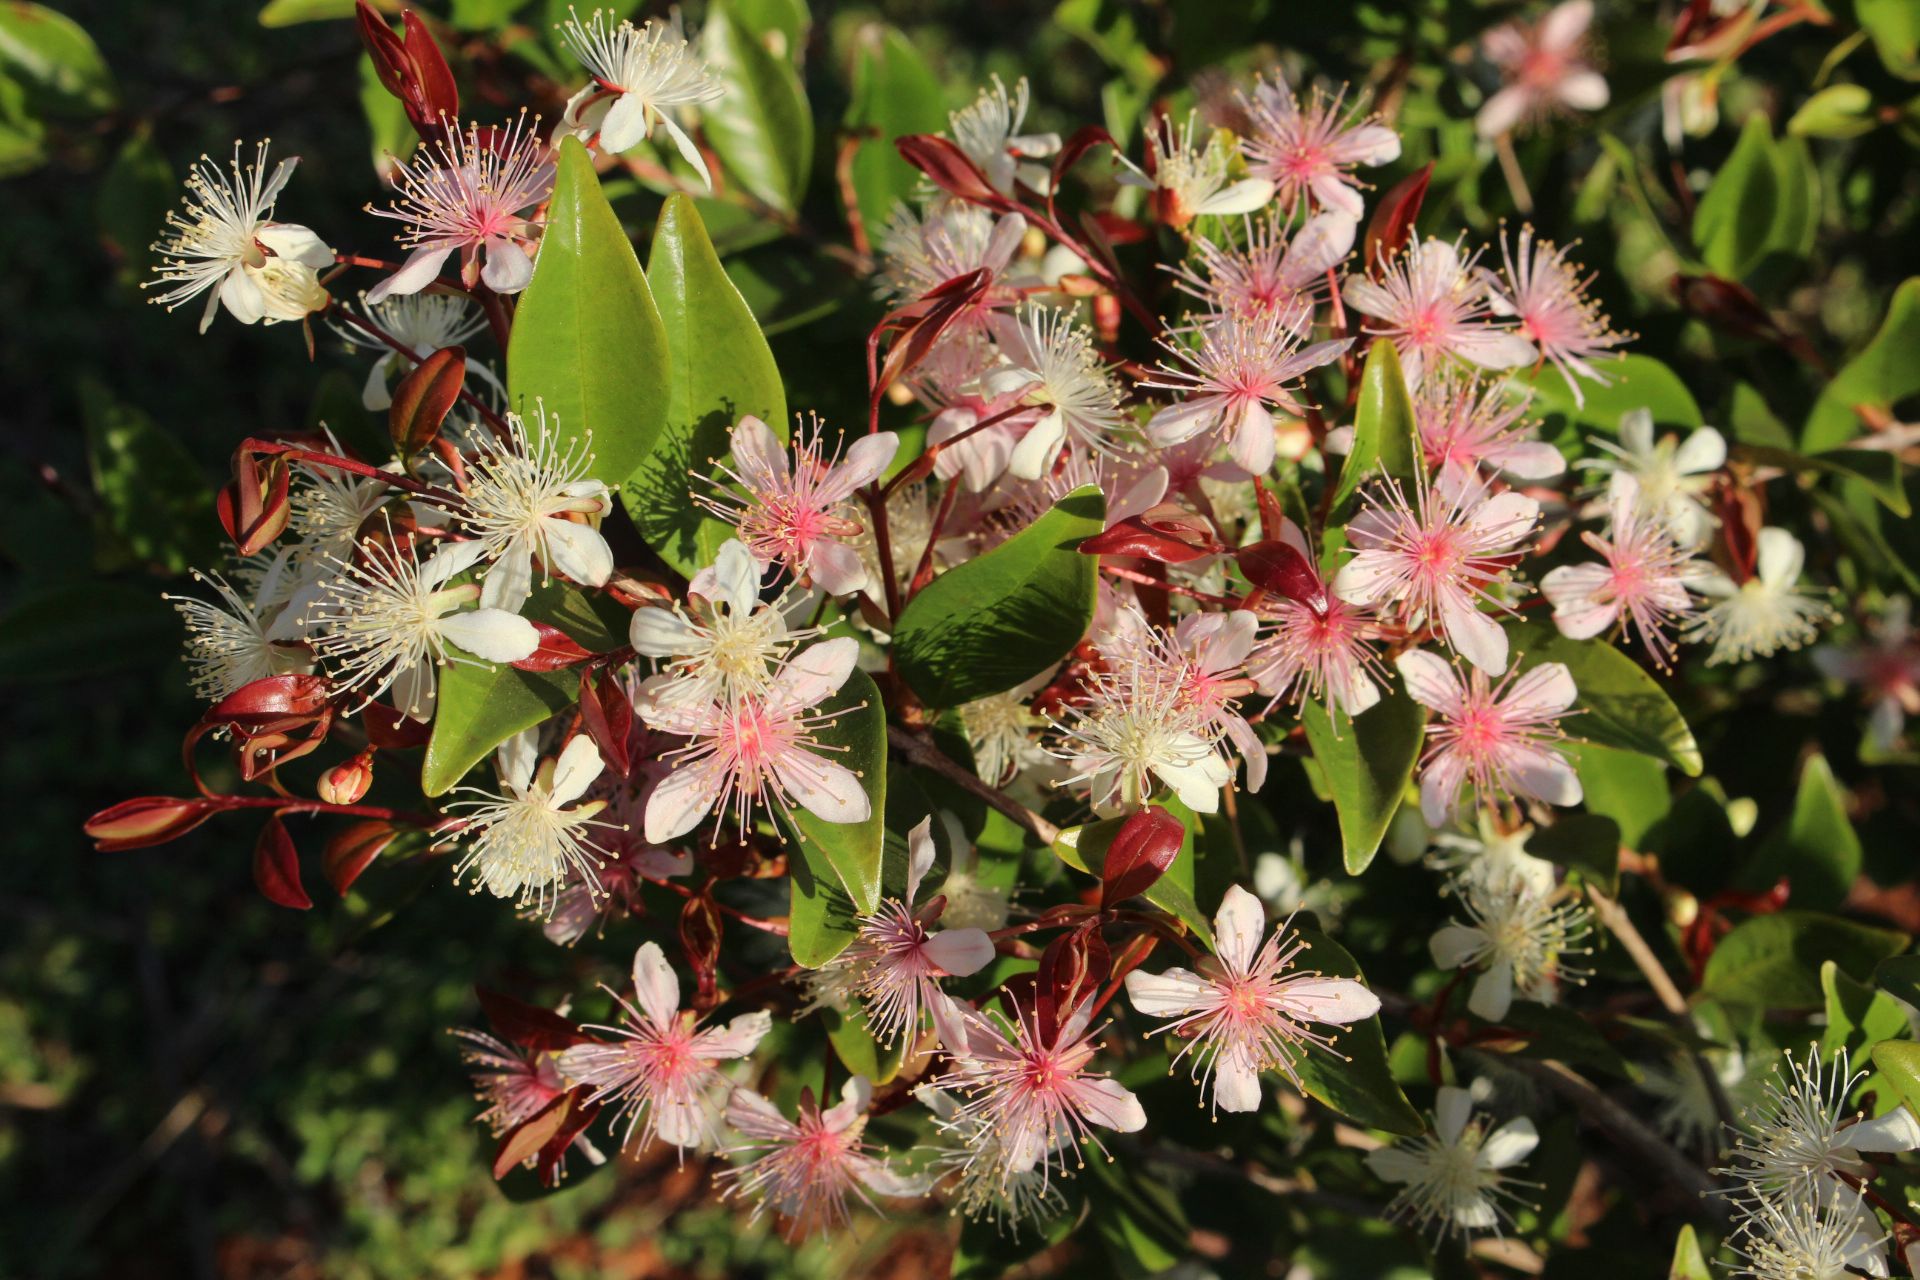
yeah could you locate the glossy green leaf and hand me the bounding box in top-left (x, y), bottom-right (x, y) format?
top-left (625, 194), bottom-right (786, 576)
top-left (1516, 353), bottom-right (1703, 435)
top-left (1821, 961), bottom-right (1907, 1062)
top-left (0, 2), bottom-right (115, 115)
top-left (1804, 278), bottom-right (1920, 451)
top-left (701, 1), bottom-right (812, 214)
top-left (507, 136), bottom-right (669, 488)
top-left (895, 485), bottom-right (1104, 707)
top-left (421, 582), bottom-right (626, 795)
top-left (1743, 754), bottom-right (1861, 912)
top-left (1669, 1225), bottom-right (1711, 1280)
top-left (1568, 742), bottom-right (1669, 849)
top-left (1050, 797), bottom-right (1213, 946)
top-left (785, 668), bottom-right (887, 966)
top-left (1789, 84), bottom-right (1878, 139)
top-left (1302, 679), bottom-right (1425, 875)
top-left (1871, 1042), bottom-right (1920, 1122)
top-left (80, 380), bottom-right (217, 574)
top-left (1699, 911), bottom-right (1908, 1009)
top-left (822, 1007), bottom-right (907, 1085)
top-left (1288, 928), bottom-right (1424, 1135)
top-left (259, 0), bottom-right (356, 25)
top-left (1085, 1154), bottom-right (1188, 1274)
top-left (1526, 814), bottom-right (1620, 895)
top-left (1331, 339), bottom-right (1417, 514)
top-left (1509, 620), bottom-right (1700, 776)
top-left (843, 23), bottom-right (949, 238)
top-left (1692, 114), bottom-right (1777, 280)
top-left (1860, 0), bottom-right (1920, 80)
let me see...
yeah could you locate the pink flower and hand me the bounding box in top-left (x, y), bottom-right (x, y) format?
top-left (1240, 76), bottom-right (1402, 220)
top-left (1414, 366), bottom-right (1565, 484)
top-left (1542, 475), bottom-right (1705, 669)
top-left (1142, 310), bottom-right (1350, 476)
top-left (1170, 211), bottom-right (1355, 334)
top-left (1342, 240), bottom-right (1536, 387)
top-left (982, 308), bottom-right (1130, 480)
top-left (1335, 471), bottom-right (1540, 674)
top-left (1395, 648), bottom-right (1582, 825)
top-left (637, 637), bottom-right (871, 844)
top-left (453, 1027), bottom-right (605, 1176)
top-left (1485, 226), bottom-right (1627, 407)
top-left (1124, 884), bottom-right (1380, 1113)
top-left (1476, 0), bottom-right (1610, 139)
top-left (698, 415), bottom-right (899, 597)
top-left (1814, 599), bottom-right (1920, 752)
top-left (718, 1076), bottom-right (927, 1235)
top-left (840, 817), bottom-right (997, 1046)
top-left (557, 942), bottom-right (771, 1154)
top-left (877, 204), bottom-right (1028, 315)
top-left (929, 993), bottom-right (1147, 1186)
top-left (1247, 519), bottom-right (1387, 718)
top-left (366, 112), bottom-right (554, 302)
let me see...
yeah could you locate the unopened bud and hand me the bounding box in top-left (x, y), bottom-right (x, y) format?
top-left (84, 796), bottom-right (217, 851)
top-left (318, 752), bottom-right (374, 805)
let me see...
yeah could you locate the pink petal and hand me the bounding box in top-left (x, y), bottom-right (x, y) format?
top-left (923, 928), bottom-right (995, 977)
top-left (1395, 648), bottom-right (1465, 714)
top-left (644, 758), bottom-right (727, 843)
top-left (1071, 1078), bottom-right (1147, 1133)
top-left (768, 637), bottom-right (859, 713)
top-left (774, 751), bottom-right (870, 825)
top-left (1124, 966), bottom-right (1212, 1017)
top-left (728, 416), bottom-right (789, 489)
top-left (723, 1087), bottom-right (797, 1142)
top-left (629, 941), bottom-right (682, 1029)
top-left (1279, 976), bottom-right (1381, 1025)
top-left (1501, 660), bottom-right (1579, 718)
top-left (1213, 884), bottom-right (1268, 973)
top-left (693, 1010), bottom-right (772, 1060)
top-left (1440, 591), bottom-right (1510, 675)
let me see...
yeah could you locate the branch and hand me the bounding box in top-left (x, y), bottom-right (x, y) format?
top-left (885, 725), bottom-right (1060, 845)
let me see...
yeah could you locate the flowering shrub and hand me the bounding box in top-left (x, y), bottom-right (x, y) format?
top-left (30, 0), bottom-right (1920, 1272)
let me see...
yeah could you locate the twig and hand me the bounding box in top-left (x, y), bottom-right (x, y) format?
top-left (885, 725), bottom-right (1060, 845)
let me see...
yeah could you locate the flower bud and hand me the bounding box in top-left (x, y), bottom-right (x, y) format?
top-left (318, 752), bottom-right (374, 805)
top-left (84, 796), bottom-right (218, 851)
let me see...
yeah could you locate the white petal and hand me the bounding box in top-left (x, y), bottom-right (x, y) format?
top-left (923, 928), bottom-right (996, 977)
top-left (807, 538), bottom-right (870, 597)
top-left (1194, 177), bottom-right (1276, 216)
top-left (775, 753), bottom-right (870, 825)
top-left (1073, 1078), bottom-right (1147, 1133)
top-left (543, 518), bottom-right (614, 588)
top-left (1441, 592), bottom-right (1510, 675)
top-left (256, 223), bottom-right (333, 268)
top-left (1211, 1048), bottom-right (1265, 1112)
top-left (1279, 977), bottom-right (1381, 1025)
top-left (1429, 923), bottom-right (1487, 971)
top-left (549, 734), bottom-right (606, 806)
top-left (1558, 69), bottom-right (1609, 112)
top-left (645, 759), bottom-right (727, 843)
top-left (708, 539), bottom-right (762, 614)
top-left (478, 542), bottom-right (535, 612)
top-left (1124, 967), bottom-right (1213, 1018)
top-left (1480, 1117), bottom-right (1540, 1168)
top-left (1144, 397), bottom-right (1221, 448)
top-left (629, 605), bottom-right (701, 657)
top-left (497, 727), bottom-right (539, 793)
top-left (629, 940), bottom-right (682, 1029)
top-left (723, 1087), bottom-right (796, 1142)
top-left (596, 92), bottom-right (652, 154)
top-left (1503, 661), bottom-right (1579, 718)
top-left (365, 243), bottom-right (455, 303)
top-left (768, 637), bottom-right (859, 712)
top-left (1541, 0), bottom-right (1595, 49)
top-left (1213, 884), bottom-right (1267, 973)
top-left (1007, 409), bottom-right (1065, 480)
top-left (1475, 86), bottom-right (1531, 139)
top-left (823, 1075), bottom-right (873, 1132)
top-left (728, 415), bottom-right (789, 488)
top-left (1467, 960), bottom-right (1516, 1020)
top-left (1435, 1085), bottom-right (1474, 1144)
top-left (1395, 648), bottom-right (1464, 713)
top-left (1674, 426), bottom-right (1727, 476)
top-left (480, 237), bottom-right (535, 293)
top-left (826, 433), bottom-right (901, 500)
top-left (1228, 400), bottom-right (1277, 476)
top-left (218, 268), bottom-right (268, 325)
top-left (1756, 526), bottom-right (1806, 587)
top-left (905, 815), bottom-right (936, 904)
top-left (657, 113), bottom-right (713, 191)
top-left (438, 608), bottom-right (540, 662)
top-left (694, 1010), bottom-right (773, 1060)
top-left (1851, 1106), bottom-right (1920, 1153)
top-left (1365, 1146), bottom-right (1424, 1184)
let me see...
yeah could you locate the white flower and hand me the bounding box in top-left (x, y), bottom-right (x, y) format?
top-left (877, 203), bottom-right (1027, 309)
top-left (1584, 409), bottom-right (1725, 548)
top-left (1730, 1185), bottom-right (1889, 1280)
top-left (332, 293), bottom-right (494, 411)
top-left (560, 8), bottom-right (724, 188)
top-left (164, 560), bottom-right (310, 700)
top-left (451, 732), bottom-right (615, 913)
top-left (984, 307), bottom-right (1130, 480)
top-left (928, 811), bottom-right (1011, 933)
top-left (948, 75), bottom-right (1060, 196)
top-left (1428, 872), bottom-right (1591, 1020)
top-left (630, 539), bottom-right (813, 704)
top-left (1720, 1045), bottom-right (1920, 1203)
top-left (146, 140), bottom-right (332, 332)
top-left (1812, 598), bottom-right (1920, 752)
top-left (1366, 1084), bottom-right (1539, 1241)
top-left (1685, 528), bottom-right (1835, 665)
top-left (1427, 813), bottom-right (1557, 897)
top-left (429, 405), bottom-right (613, 612)
top-left (302, 528), bottom-right (540, 718)
top-left (1118, 112), bottom-right (1275, 228)
top-left (957, 676), bottom-right (1050, 787)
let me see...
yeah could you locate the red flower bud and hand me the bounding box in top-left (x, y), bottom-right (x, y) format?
top-left (318, 752), bottom-right (374, 806)
top-left (1237, 539), bottom-right (1328, 613)
top-left (84, 796), bottom-right (218, 852)
top-left (1100, 806), bottom-right (1188, 908)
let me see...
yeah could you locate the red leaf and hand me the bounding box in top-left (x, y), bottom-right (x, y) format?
top-left (355, 1), bottom-right (458, 144)
top-left (577, 670), bottom-right (634, 779)
top-left (510, 622), bottom-right (595, 672)
top-left (680, 891), bottom-right (723, 1010)
top-left (493, 1092), bottom-right (571, 1180)
top-left (1237, 539), bottom-right (1328, 613)
top-left (362, 701), bottom-right (432, 750)
top-left (534, 1094), bottom-right (601, 1186)
top-left (894, 135), bottom-right (1017, 211)
top-left (252, 815), bottom-right (312, 910)
top-left (1035, 925), bottom-right (1111, 1044)
top-left (1362, 163), bottom-right (1432, 274)
top-left (1080, 503), bottom-right (1222, 564)
top-left (476, 987), bottom-right (590, 1052)
top-left (208, 674), bottom-right (334, 725)
top-left (1048, 125), bottom-right (1114, 216)
top-left (389, 345), bottom-right (466, 455)
top-left (322, 820), bottom-right (399, 895)
top-left (84, 796), bottom-right (218, 852)
top-left (1252, 478), bottom-right (1287, 543)
top-left (1100, 806), bottom-right (1187, 908)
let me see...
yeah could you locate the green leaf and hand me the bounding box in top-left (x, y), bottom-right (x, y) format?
top-left (1509, 620), bottom-right (1701, 776)
top-left (95, 130), bottom-right (174, 280)
top-left (1821, 961), bottom-right (1907, 1061)
top-left (1050, 800), bottom-right (1213, 946)
top-left (894, 485), bottom-right (1104, 707)
top-left (1789, 84), bottom-right (1878, 139)
top-left (1289, 928), bottom-right (1424, 1135)
top-left (1302, 679), bottom-right (1426, 875)
top-left (1526, 815), bottom-right (1620, 895)
top-left (259, 0), bottom-right (356, 25)
top-left (1516, 353), bottom-right (1703, 435)
top-left (1876, 954), bottom-right (1920, 1008)
top-left (701, 1), bottom-right (812, 214)
top-left (1871, 1042), bottom-right (1920, 1121)
top-left (1700, 911), bottom-right (1909, 1009)
top-left (784, 667), bottom-right (887, 966)
top-left (1860, 0), bottom-right (1920, 80)
top-left (1692, 114), bottom-right (1778, 280)
top-left (624, 194), bottom-right (786, 576)
top-left (843, 24), bottom-right (950, 238)
top-left (1669, 1224), bottom-right (1711, 1280)
top-left (1568, 742), bottom-right (1669, 849)
top-left (1085, 1154), bottom-right (1188, 1275)
top-left (822, 1007), bottom-right (907, 1085)
top-left (1803, 277), bottom-right (1920, 451)
top-left (1743, 754), bottom-right (1861, 912)
top-left (421, 582), bottom-right (626, 795)
top-left (80, 380), bottom-right (217, 574)
top-left (357, 52), bottom-right (415, 177)
top-left (1330, 340), bottom-right (1418, 514)
top-left (1731, 444), bottom-right (1908, 516)
top-left (0, 2), bottom-right (114, 116)
top-left (0, 70), bottom-right (45, 177)
top-left (507, 136), bottom-right (670, 488)
top-left (0, 581), bottom-right (176, 683)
